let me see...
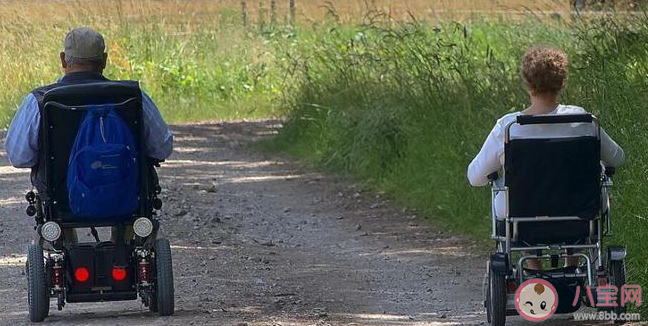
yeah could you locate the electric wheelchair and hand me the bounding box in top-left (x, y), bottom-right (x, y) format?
top-left (24, 82), bottom-right (174, 322)
top-left (482, 114), bottom-right (627, 325)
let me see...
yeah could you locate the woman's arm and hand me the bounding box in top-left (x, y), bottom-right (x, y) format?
top-left (467, 125), bottom-right (502, 186)
top-left (600, 128), bottom-right (624, 167)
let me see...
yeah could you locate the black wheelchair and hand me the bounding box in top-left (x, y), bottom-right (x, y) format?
top-left (24, 82), bottom-right (174, 322)
top-left (482, 114), bottom-right (627, 325)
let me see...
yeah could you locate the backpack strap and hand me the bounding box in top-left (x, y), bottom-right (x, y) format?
top-left (113, 224), bottom-right (128, 268)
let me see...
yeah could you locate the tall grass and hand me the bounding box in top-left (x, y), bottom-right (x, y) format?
top-left (0, 0), bottom-right (640, 127)
top-left (0, 0), bottom-right (287, 127)
top-left (269, 14), bottom-right (648, 314)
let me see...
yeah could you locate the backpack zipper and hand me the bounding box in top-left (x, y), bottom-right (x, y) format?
top-left (100, 115), bottom-right (107, 143)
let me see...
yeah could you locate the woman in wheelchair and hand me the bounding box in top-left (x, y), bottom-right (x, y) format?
top-left (468, 47), bottom-right (627, 325)
top-left (468, 46), bottom-right (624, 269)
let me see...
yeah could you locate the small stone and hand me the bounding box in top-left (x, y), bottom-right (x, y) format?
top-left (283, 207), bottom-right (292, 213)
top-left (174, 210), bottom-right (188, 217)
top-left (355, 224), bottom-right (362, 231)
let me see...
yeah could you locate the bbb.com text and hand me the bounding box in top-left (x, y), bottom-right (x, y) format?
top-left (573, 311), bottom-right (641, 321)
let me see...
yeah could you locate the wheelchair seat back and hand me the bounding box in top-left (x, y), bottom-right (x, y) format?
top-left (37, 82), bottom-right (150, 223)
top-left (503, 114), bottom-right (601, 245)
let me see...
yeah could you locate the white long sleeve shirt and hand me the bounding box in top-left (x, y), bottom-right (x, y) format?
top-left (467, 105), bottom-right (625, 187)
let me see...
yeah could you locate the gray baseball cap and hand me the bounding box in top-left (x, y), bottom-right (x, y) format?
top-left (64, 27), bottom-right (105, 60)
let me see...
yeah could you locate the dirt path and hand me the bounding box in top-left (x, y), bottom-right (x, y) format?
top-left (0, 121), bottom-right (628, 326)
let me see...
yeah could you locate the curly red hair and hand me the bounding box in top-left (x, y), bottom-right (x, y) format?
top-left (521, 47), bottom-right (569, 94)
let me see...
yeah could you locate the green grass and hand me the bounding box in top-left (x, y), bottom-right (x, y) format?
top-left (267, 15), bottom-right (648, 314)
top-left (0, 4), bottom-right (287, 127)
top-left (3, 0), bottom-right (648, 316)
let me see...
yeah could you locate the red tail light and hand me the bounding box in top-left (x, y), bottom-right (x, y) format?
top-left (507, 280), bottom-right (518, 293)
top-left (112, 267), bottom-right (127, 281)
top-left (74, 267), bottom-right (90, 282)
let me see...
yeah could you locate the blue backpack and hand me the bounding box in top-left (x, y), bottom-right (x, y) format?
top-left (67, 106), bottom-right (139, 219)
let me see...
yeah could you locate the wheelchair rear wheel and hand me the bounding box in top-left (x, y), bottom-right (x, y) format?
top-left (153, 238), bottom-right (175, 316)
top-left (27, 244), bottom-right (50, 322)
top-left (487, 265), bottom-right (506, 326)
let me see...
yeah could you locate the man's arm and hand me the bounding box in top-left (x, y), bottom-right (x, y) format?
top-left (4, 94), bottom-right (40, 168)
top-left (141, 91), bottom-right (173, 160)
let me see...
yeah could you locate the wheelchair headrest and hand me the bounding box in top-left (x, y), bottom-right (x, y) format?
top-left (44, 81), bottom-right (141, 107)
top-left (516, 114), bottom-right (594, 125)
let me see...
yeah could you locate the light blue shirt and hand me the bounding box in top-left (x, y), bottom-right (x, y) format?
top-left (4, 91), bottom-right (173, 168)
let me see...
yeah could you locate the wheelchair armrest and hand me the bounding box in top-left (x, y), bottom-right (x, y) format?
top-left (148, 158), bottom-right (165, 167)
top-left (487, 172), bottom-right (499, 182)
top-left (605, 166), bottom-right (616, 177)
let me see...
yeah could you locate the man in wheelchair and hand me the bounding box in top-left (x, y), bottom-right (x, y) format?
top-left (468, 47), bottom-right (626, 325)
top-left (4, 27), bottom-right (175, 322)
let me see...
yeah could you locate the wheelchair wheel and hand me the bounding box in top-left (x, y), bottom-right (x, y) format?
top-left (153, 238), bottom-right (174, 316)
top-left (148, 293), bottom-right (158, 313)
top-left (482, 272), bottom-right (491, 324)
top-left (487, 265), bottom-right (506, 326)
top-left (27, 244), bottom-right (50, 322)
top-left (609, 259), bottom-right (627, 320)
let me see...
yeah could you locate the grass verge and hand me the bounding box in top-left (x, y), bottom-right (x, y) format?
top-left (266, 15), bottom-right (648, 315)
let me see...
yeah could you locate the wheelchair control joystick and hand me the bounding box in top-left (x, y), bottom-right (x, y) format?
top-left (605, 166), bottom-right (616, 177)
